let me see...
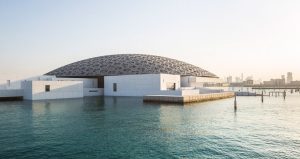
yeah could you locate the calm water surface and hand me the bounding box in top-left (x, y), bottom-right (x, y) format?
top-left (0, 95), bottom-right (300, 159)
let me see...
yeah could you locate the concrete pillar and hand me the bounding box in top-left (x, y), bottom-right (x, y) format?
top-left (261, 91), bottom-right (264, 103)
top-left (234, 93), bottom-right (237, 111)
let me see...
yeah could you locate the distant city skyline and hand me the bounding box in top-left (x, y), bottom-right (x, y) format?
top-left (225, 72), bottom-right (297, 84)
top-left (1, 0), bottom-right (300, 83)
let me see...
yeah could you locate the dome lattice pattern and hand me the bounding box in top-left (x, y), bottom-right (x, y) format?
top-left (46, 54), bottom-right (217, 77)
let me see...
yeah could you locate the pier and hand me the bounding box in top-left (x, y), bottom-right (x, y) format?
top-left (143, 92), bottom-right (235, 104)
top-left (252, 86), bottom-right (300, 90)
top-left (235, 92), bottom-right (257, 96)
top-left (268, 91), bottom-right (285, 96)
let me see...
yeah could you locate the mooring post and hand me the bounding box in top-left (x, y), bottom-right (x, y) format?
top-left (261, 91), bottom-right (264, 103)
top-left (234, 93), bottom-right (237, 111)
top-left (283, 90), bottom-right (286, 100)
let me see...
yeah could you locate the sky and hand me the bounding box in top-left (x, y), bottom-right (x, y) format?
top-left (1, 0), bottom-right (300, 83)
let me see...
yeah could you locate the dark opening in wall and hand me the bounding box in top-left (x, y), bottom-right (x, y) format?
top-left (97, 76), bottom-right (104, 88)
top-left (113, 83), bottom-right (117, 92)
top-left (45, 85), bottom-right (50, 92)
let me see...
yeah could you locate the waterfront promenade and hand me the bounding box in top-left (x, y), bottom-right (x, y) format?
top-left (144, 92), bottom-right (235, 104)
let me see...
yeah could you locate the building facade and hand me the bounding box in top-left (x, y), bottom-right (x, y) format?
top-left (287, 72), bottom-right (293, 84)
top-left (1, 54), bottom-right (221, 100)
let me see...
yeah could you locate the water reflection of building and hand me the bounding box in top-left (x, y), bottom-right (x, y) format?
top-left (30, 98), bottom-right (85, 115)
top-left (158, 105), bottom-right (185, 132)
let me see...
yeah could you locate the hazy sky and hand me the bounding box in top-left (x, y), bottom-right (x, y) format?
top-left (1, 0), bottom-right (300, 83)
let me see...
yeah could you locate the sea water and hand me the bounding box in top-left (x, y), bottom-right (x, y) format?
top-left (0, 95), bottom-right (299, 158)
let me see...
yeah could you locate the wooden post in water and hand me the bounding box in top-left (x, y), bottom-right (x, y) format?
top-left (283, 90), bottom-right (286, 100)
top-left (234, 93), bottom-right (237, 111)
top-left (261, 91), bottom-right (264, 103)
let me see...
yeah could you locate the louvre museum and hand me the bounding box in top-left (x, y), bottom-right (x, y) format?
top-left (1, 54), bottom-right (222, 100)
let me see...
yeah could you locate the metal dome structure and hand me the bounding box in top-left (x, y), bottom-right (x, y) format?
top-left (46, 54), bottom-right (217, 77)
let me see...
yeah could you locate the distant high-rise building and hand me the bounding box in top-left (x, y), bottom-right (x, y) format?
top-left (244, 79), bottom-right (254, 85)
top-left (227, 76), bottom-right (233, 83)
top-left (281, 75), bottom-right (285, 84)
top-left (287, 72), bottom-right (293, 84)
top-left (246, 76), bottom-right (253, 81)
top-left (241, 73), bottom-right (244, 82)
top-left (235, 77), bottom-right (241, 83)
top-left (264, 78), bottom-right (285, 86)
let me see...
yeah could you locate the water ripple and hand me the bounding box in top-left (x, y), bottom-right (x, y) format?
top-left (0, 96), bottom-right (300, 158)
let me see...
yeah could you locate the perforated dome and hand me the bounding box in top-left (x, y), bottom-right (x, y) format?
top-left (46, 54), bottom-right (217, 77)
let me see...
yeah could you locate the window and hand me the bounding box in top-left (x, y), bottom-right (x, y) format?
top-left (45, 85), bottom-right (50, 92)
top-left (113, 83), bottom-right (117, 92)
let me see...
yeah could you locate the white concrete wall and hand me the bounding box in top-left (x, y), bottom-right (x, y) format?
top-left (160, 74), bottom-right (181, 90)
top-left (84, 88), bottom-right (104, 96)
top-left (56, 78), bottom-right (98, 88)
top-left (0, 84), bottom-right (7, 89)
top-left (0, 75), bottom-right (56, 90)
top-left (22, 81), bottom-right (33, 99)
top-left (181, 76), bottom-right (220, 88)
top-left (104, 74), bottom-right (161, 96)
top-left (104, 74), bottom-right (180, 96)
top-left (0, 80), bottom-right (22, 90)
top-left (23, 81), bottom-right (83, 100)
top-left (181, 76), bottom-right (200, 87)
top-left (0, 76), bottom-right (97, 90)
top-left (1, 76), bottom-right (103, 99)
top-left (0, 89), bottom-right (23, 97)
top-left (55, 78), bottom-right (103, 96)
